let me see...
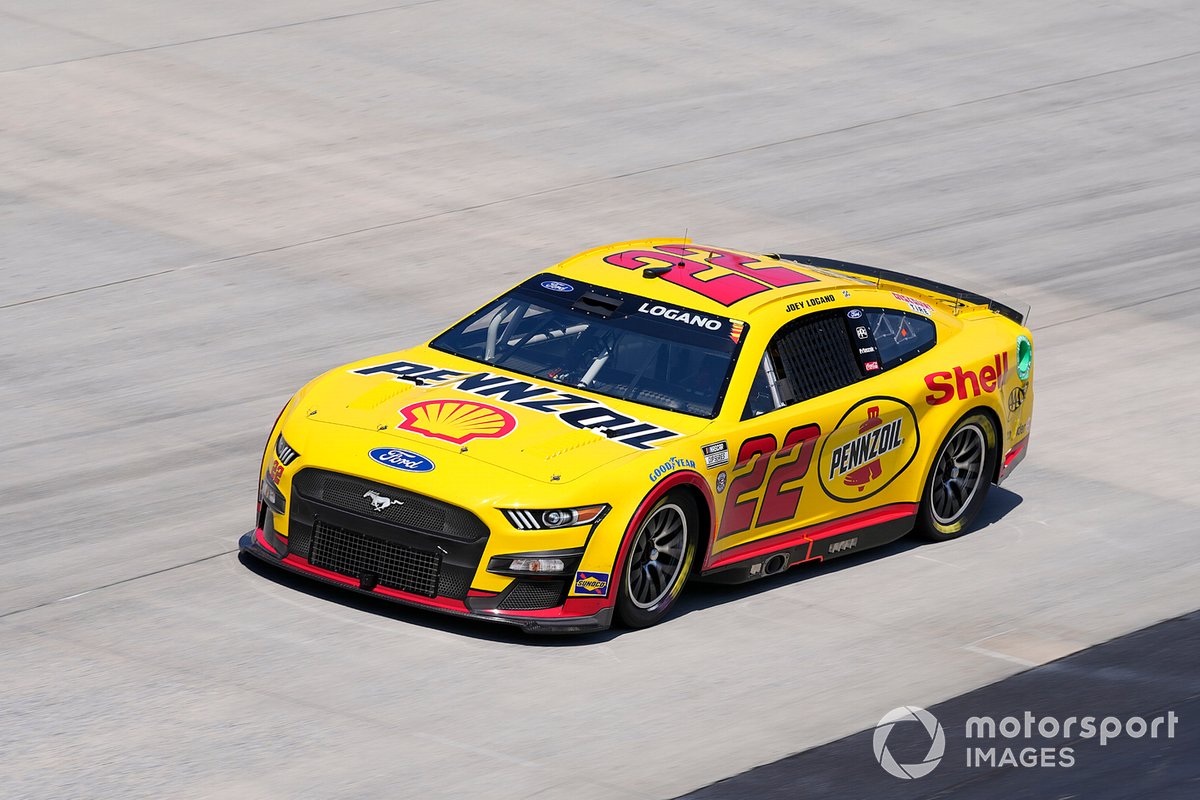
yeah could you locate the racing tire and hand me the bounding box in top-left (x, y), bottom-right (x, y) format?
top-left (615, 490), bottom-right (699, 628)
top-left (916, 410), bottom-right (999, 541)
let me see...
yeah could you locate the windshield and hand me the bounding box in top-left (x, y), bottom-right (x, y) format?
top-left (430, 275), bottom-right (746, 417)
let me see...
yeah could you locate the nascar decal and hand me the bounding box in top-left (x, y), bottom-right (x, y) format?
top-left (818, 398), bottom-right (919, 502)
top-left (702, 440), bottom-right (729, 468)
top-left (573, 571), bottom-right (610, 596)
top-left (604, 244), bottom-right (818, 306)
top-left (353, 360), bottom-right (678, 449)
top-left (924, 352), bottom-right (1009, 405)
top-left (649, 455), bottom-right (697, 483)
top-left (397, 399), bottom-right (516, 445)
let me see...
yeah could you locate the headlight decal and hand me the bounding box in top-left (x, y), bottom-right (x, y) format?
top-left (275, 433), bottom-right (300, 466)
top-left (501, 505), bottom-right (607, 530)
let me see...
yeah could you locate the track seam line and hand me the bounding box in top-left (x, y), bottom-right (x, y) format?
top-left (0, 1), bottom-right (444, 75)
top-left (0, 269), bottom-right (175, 310)
top-left (4, 50), bottom-right (1198, 312)
top-left (0, 548), bottom-right (237, 620)
top-left (1032, 284), bottom-right (1200, 330)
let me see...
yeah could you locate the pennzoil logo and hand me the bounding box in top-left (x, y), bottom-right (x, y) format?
top-left (353, 359), bottom-right (678, 449)
top-left (819, 398), bottom-right (919, 502)
top-left (397, 400), bottom-right (516, 445)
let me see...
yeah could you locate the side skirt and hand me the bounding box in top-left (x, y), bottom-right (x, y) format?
top-left (697, 507), bottom-right (916, 585)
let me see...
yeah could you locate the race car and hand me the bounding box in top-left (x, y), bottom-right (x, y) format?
top-left (241, 239), bottom-right (1033, 632)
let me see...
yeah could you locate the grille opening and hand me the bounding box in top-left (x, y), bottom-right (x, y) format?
top-left (292, 469), bottom-right (488, 542)
top-left (497, 580), bottom-right (566, 611)
top-left (310, 519), bottom-right (442, 598)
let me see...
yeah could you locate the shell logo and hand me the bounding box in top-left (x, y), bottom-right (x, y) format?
top-left (396, 400), bottom-right (517, 445)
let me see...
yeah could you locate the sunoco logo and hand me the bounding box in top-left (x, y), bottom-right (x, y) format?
top-left (819, 397), bottom-right (919, 502)
top-left (873, 706), bottom-right (945, 779)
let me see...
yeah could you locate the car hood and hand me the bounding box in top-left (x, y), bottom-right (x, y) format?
top-left (291, 346), bottom-right (713, 485)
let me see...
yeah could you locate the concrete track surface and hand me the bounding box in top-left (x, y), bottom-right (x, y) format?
top-left (2, 1), bottom-right (1198, 798)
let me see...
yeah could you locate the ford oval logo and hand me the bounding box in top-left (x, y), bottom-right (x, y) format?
top-left (540, 280), bottom-right (574, 293)
top-left (368, 447), bottom-right (435, 473)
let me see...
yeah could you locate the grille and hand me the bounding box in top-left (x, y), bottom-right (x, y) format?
top-left (436, 565), bottom-right (473, 599)
top-left (311, 519), bottom-right (441, 597)
top-left (292, 469), bottom-right (488, 542)
top-left (288, 522), bottom-right (313, 560)
top-left (497, 580), bottom-right (566, 611)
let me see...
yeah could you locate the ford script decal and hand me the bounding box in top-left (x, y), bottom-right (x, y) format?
top-left (368, 447), bottom-right (435, 473)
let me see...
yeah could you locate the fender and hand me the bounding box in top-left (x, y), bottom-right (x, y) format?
top-left (603, 471), bottom-right (715, 602)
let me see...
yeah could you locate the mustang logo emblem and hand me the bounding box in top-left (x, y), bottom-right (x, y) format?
top-left (363, 490), bottom-right (404, 512)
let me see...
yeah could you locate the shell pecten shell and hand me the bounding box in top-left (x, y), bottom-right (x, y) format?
top-left (396, 399), bottom-right (517, 445)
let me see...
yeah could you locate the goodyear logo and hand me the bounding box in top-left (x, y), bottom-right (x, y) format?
top-left (574, 571), bottom-right (609, 596)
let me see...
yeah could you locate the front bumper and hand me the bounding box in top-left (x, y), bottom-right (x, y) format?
top-left (239, 529), bottom-right (613, 634)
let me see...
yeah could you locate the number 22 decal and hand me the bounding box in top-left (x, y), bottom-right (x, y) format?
top-left (604, 244), bottom-right (817, 306)
top-left (717, 424), bottom-right (821, 540)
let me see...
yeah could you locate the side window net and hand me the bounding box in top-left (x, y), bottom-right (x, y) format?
top-left (743, 311), bottom-right (862, 417)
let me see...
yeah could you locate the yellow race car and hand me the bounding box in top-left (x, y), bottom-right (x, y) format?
top-left (241, 240), bottom-right (1033, 632)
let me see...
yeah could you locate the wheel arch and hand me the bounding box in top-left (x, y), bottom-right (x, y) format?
top-left (972, 403), bottom-right (1004, 484)
top-left (609, 471), bottom-right (714, 590)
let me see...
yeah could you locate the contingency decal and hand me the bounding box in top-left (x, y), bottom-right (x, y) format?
top-left (573, 571), bottom-right (610, 596)
top-left (818, 397), bottom-right (920, 503)
top-left (352, 360), bottom-right (678, 449)
top-left (397, 399), bottom-right (517, 445)
top-left (892, 292), bottom-right (933, 316)
top-left (604, 244), bottom-right (818, 306)
top-left (702, 441), bottom-right (729, 468)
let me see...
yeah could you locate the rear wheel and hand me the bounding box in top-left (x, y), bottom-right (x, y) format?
top-left (615, 490), bottom-right (698, 628)
top-left (917, 411), bottom-right (998, 541)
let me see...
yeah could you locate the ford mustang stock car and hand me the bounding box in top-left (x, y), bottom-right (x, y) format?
top-left (241, 239), bottom-right (1033, 632)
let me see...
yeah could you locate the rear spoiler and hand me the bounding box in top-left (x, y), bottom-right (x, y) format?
top-left (768, 254), bottom-right (1029, 326)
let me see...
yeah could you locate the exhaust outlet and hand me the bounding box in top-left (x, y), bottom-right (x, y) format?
top-left (763, 553), bottom-right (790, 575)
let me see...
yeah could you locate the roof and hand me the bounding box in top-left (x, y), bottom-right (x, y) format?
top-left (550, 238), bottom-right (869, 321)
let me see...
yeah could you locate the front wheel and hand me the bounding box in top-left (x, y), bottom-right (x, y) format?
top-left (615, 490), bottom-right (698, 628)
top-left (916, 411), bottom-right (998, 541)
